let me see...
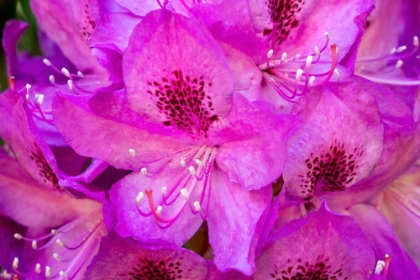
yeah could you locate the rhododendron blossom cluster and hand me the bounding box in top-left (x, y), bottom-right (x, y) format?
top-left (1, 0), bottom-right (420, 279)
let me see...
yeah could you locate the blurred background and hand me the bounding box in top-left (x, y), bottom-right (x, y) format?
top-left (0, 0), bottom-right (40, 91)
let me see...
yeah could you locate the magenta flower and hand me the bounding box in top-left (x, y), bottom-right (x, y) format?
top-left (52, 10), bottom-right (299, 274)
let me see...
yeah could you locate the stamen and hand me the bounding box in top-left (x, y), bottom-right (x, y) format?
top-left (32, 240), bottom-right (37, 249)
top-left (395, 60), bottom-right (404, 69)
top-left (49, 75), bottom-right (56, 84)
top-left (194, 159), bottom-right (203, 167)
top-left (374, 260), bottom-right (385, 274)
top-left (414, 36), bottom-right (419, 47)
top-left (61, 68), bottom-right (70, 78)
top-left (156, 205), bottom-right (162, 215)
top-left (9, 76), bottom-right (15, 91)
top-left (308, 76), bottom-right (316, 87)
top-left (334, 68), bottom-right (340, 79)
top-left (383, 254), bottom-right (391, 278)
top-left (77, 71), bottom-right (84, 78)
top-left (314, 46), bottom-right (320, 57)
top-left (59, 271), bottom-right (68, 278)
top-left (295, 69), bottom-right (303, 82)
top-left (12, 258), bottom-right (18, 269)
top-left (67, 80), bottom-right (74, 90)
top-left (141, 167), bottom-right (147, 175)
top-left (324, 32), bottom-right (330, 40)
top-left (193, 201), bottom-right (201, 211)
top-left (51, 229), bottom-right (58, 235)
top-left (306, 55), bottom-right (313, 69)
top-left (295, 54), bottom-right (301, 60)
top-left (188, 166), bottom-right (196, 176)
top-left (45, 266), bottom-right (51, 279)
top-left (35, 263), bottom-right (41, 274)
top-left (56, 239), bottom-right (64, 247)
top-left (389, 47), bottom-right (397, 54)
top-left (281, 52), bottom-right (287, 62)
top-left (397, 45), bottom-right (407, 53)
top-left (43, 59), bottom-right (52, 66)
top-left (180, 159), bottom-right (186, 167)
top-left (180, 188), bottom-right (189, 200)
top-left (161, 186), bottom-right (167, 195)
top-left (128, 148), bottom-right (136, 157)
top-left (35, 94), bottom-right (44, 106)
top-left (53, 253), bottom-right (61, 261)
top-left (136, 191), bottom-right (144, 203)
top-left (13, 233), bottom-right (22, 240)
top-left (267, 49), bottom-right (274, 59)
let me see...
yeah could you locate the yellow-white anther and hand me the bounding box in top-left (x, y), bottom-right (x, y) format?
top-left (45, 266), bottom-right (51, 279)
top-left (32, 240), bottom-right (37, 249)
top-left (281, 52), bottom-right (287, 61)
top-left (397, 45), bottom-right (407, 53)
top-left (396, 60), bottom-right (404, 68)
top-left (306, 55), bottom-right (313, 69)
top-left (25, 83), bottom-right (31, 91)
top-left (374, 260), bottom-right (385, 274)
top-left (267, 49), bottom-right (274, 59)
top-left (295, 54), bottom-right (301, 60)
top-left (49, 75), bottom-right (56, 84)
top-left (35, 263), bottom-right (41, 274)
top-left (414, 36), bottom-right (419, 47)
top-left (36, 94), bottom-right (45, 106)
top-left (12, 257), bottom-right (19, 269)
top-left (188, 166), bottom-right (196, 176)
top-left (194, 159), bottom-right (203, 167)
top-left (324, 32), bottom-right (330, 40)
top-left (56, 239), bottom-right (64, 247)
top-left (53, 253), bottom-right (61, 261)
top-left (180, 159), bottom-right (186, 167)
top-left (295, 69), bottom-right (303, 82)
top-left (334, 68), bottom-right (340, 79)
top-left (180, 188), bottom-right (189, 200)
top-left (60, 271), bottom-right (68, 278)
top-left (136, 192), bottom-right (144, 204)
top-left (43, 58), bottom-right (52, 66)
top-left (314, 46), bottom-right (320, 57)
top-left (51, 229), bottom-right (58, 235)
top-left (156, 205), bottom-right (162, 215)
top-left (128, 148), bottom-right (136, 157)
top-left (77, 71), bottom-right (84, 78)
top-left (309, 76), bottom-right (316, 87)
top-left (141, 167), bottom-right (147, 175)
top-left (61, 67), bottom-right (70, 77)
top-left (67, 79), bottom-right (74, 90)
top-left (14, 233), bottom-right (22, 240)
top-left (389, 47), bottom-right (396, 54)
top-left (194, 201), bottom-right (201, 212)
top-left (161, 186), bottom-right (167, 195)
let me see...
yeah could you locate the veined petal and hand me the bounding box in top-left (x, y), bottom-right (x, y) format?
top-left (284, 80), bottom-right (384, 200)
top-left (115, 0), bottom-right (161, 16)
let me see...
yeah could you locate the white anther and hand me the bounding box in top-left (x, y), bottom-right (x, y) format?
top-left (14, 233), bottom-right (22, 240)
top-left (194, 158), bottom-right (203, 167)
top-left (51, 229), bottom-right (58, 235)
top-left (396, 60), bottom-right (404, 69)
top-left (374, 260), bottom-right (385, 274)
top-left (36, 94), bottom-right (45, 106)
top-left (314, 46), bottom-right (320, 57)
top-left (56, 239), bottom-right (64, 247)
top-left (128, 148), bottom-right (136, 157)
top-left (67, 79), bottom-right (73, 90)
top-left (180, 159), bottom-right (186, 167)
top-left (334, 68), bottom-right (340, 79)
top-left (389, 47), bottom-right (396, 54)
top-left (180, 188), bottom-right (189, 200)
top-left (61, 67), bottom-right (70, 77)
top-left (12, 257), bottom-right (19, 269)
top-left (414, 36), bottom-right (419, 47)
top-left (306, 55), bottom-right (313, 69)
top-left (59, 271), bottom-right (68, 278)
top-left (77, 71), bottom-right (84, 78)
top-left (45, 266), bottom-right (51, 279)
top-left (156, 205), bottom-right (162, 215)
top-left (295, 69), bottom-right (303, 82)
top-left (136, 192), bottom-right (144, 203)
top-left (43, 58), bottom-right (52, 66)
top-left (188, 166), bottom-right (196, 176)
top-left (308, 76), bottom-right (316, 87)
top-left (49, 75), bottom-right (56, 84)
top-left (53, 253), bottom-right (61, 261)
top-left (141, 167), bottom-right (147, 175)
top-left (397, 45), bottom-right (407, 53)
top-left (35, 263), bottom-right (41, 274)
top-left (281, 52), bottom-right (287, 61)
top-left (32, 240), bottom-right (37, 249)
top-left (295, 54), bottom-right (301, 60)
top-left (267, 49), bottom-right (274, 59)
top-left (193, 201), bottom-right (201, 212)
top-left (161, 186), bottom-right (167, 195)
top-left (25, 83), bottom-right (31, 91)
top-left (324, 32), bottom-right (330, 40)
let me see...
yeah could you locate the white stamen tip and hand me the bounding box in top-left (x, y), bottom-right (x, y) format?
top-left (60, 271), bottom-right (68, 278)
top-left (156, 205), bottom-right (162, 215)
top-left (35, 263), bottom-right (41, 274)
top-left (26, 93), bottom-right (29, 100)
top-left (180, 159), bottom-right (186, 167)
top-left (188, 166), bottom-right (196, 176)
top-left (136, 192), bottom-right (144, 203)
top-left (306, 55), bottom-right (313, 69)
top-left (334, 68), bottom-right (340, 79)
top-left (414, 36), bottom-right (419, 47)
top-left (67, 79), bottom-right (73, 90)
top-left (14, 233), bottom-right (22, 240)
top-left (194, 158), bottom-right (203, 167)
top-left (180, 188), bottom-right (189, 200)
top-left (295, 69), bottom-right (303, 82)
top-left (56, 239), bottom-right (64, 247)
top-left (25, 84), bottom-right (31, 90)
top-left (128, 148), bottom-right (136, 157)
top-left (12, 257), bottom-right (19, 269)
top-left (295, 54), bottom-right (301, 60)
top-left (49, 75), bottom-right (56, 84)
top-left (389, 47), bottom-right (397, 54)
top-left (77, 71), bottom-right (84, 78)
top-left (374, 260), bottom-right (385, 274)
top-left (36, 94), bottom-right (45, 106)
top-left (281, 52), bottom-right (287, 61)
top-left (267, 49), bottom-right (274, 59)
top-left (397, 45), bottom-right (407, 53)
top-left (141, 167), bottom-right (147, 175)
top-left (51, 229), bottom-right (58, 235)
top-left (396, 60), bottom-right (404, 69)
top-left (314, 46), bottom-right (320, 56)
top-left (194, 201), bottom-right (201, 212)
top-left (161, 186), bottom-right (167, 195)
top-left (32, 240), bottom-right (37, 249)
top-left (53, 253), bottom-right (61, 261)
top-left (61, 67), bottom-right (70, 77)
top-left (45, 266), bottom-right (51, 278)
top-left (43, 59), bottom-right (51, 66)
top-left (309, 76), bottom-right (316, 87)
top-left (324, 32), bottom-right (330, 40)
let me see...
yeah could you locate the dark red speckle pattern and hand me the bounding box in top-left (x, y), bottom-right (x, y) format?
top-left (264, 0), bottom-right (305, 47)
top-left (298, 140), bottom-right (363, 200)
top-left (123, 257), bottom-right (193, 280)
top-left (81, 3), bottom-right (96, 41)
top-left (29, 143), bottom-right (60, 190)
top-left (270, 254), bottom-right (347, 280)
top-left (147, 69), bottom-right (217, 137)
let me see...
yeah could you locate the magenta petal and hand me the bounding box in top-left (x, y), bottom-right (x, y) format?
top-left (207, 169), bottom-right (272, 275)
top-left (114, 0), bottom-right (160, 16)
top-left (284, 80), bottom-right (384, 200)
top-left (85, 232), bottom-right (208, 279)
top-left (123, 10), bottom-right (233, 126)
